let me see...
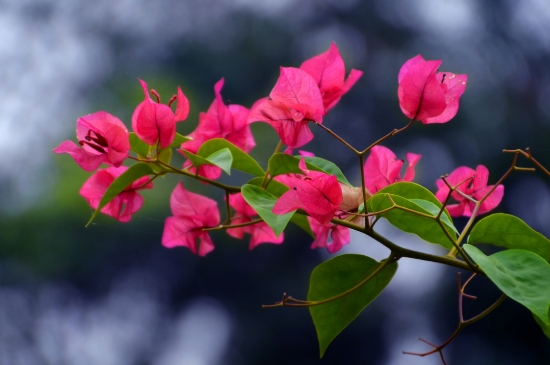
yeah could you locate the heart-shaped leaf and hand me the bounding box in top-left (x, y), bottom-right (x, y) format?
top-left (308, 254), bottom-right (397, 357)
top-left (368, 193), bottom-right (455, 249)
top-left (198, 138), bottom-right (265, 176)
top-left (468, 214), bottom-right (550, 262)
top-left (464, 244), bottom-right (550, 326)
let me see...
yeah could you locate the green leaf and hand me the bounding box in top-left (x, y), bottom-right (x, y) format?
top-left (197, 138), bottom-right (265, 177)
top-left (308, 254), bottom-right (398, 357)
top-left (464, 244), bottom-right (550, 326)
top-left (158, 147), bottom-right (172, 165)
top-left (267, 153), bottom-right (351, 186)
top-left (86, 163), bottom-right (155, 226)
top-left (181, 148), bottom-right (233, 175)
top-left (302, 156), bottom-right (353, 187)
top-left (246, 177), bottom-right (314, 237)
top-left (409, 199), bottom-right (458, 235)
top-left (368, 193), bottom-right (455, 249)
top-left (241, 184), bottom-right (293, 236)
top-left (129, 132), bottom-right (150, 157)
top-left (375, 182), bottom-right (451, 214)
top-left (205, 148), bottom-right (232, 175)
top-left (468, 214), bottom-right (550, 262)
top-left (167, 133), bottom-right (192, 149)
top-left (534, 313), bottom-right (550, 340)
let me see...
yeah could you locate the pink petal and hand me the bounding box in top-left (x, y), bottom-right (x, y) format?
top-left (53, 140), bottom-right (105, 172)
top-left (327, 225), bottom-right (351, 254)
top-left (162, 216), bottom-right (200, 250)
top-left (249, 99), bottom-right (314, 148)
top-left (472, 165), bottom-right (490, 191)
top-left (398, 59), bottom-right (447, 122)
top-left (475, 184), bottom-right (504, 215)
top-left (300, 42), bottom-right (344, 91)
top-left (270, 67), bottom-right (324, 122)
top-left (402, 152), bottom-right (422, 182)
top-left (229, 193), bottom-right (257, 217)
top-left (247, 222), bottom-right (284, 249)
top-left (175, 86), bottom-right (190, 121)
top-left (424, 73), bottom-right (468, 124)
top-left (364, 146), bottom-right (401, 193)
top-left (137, 78), bottom-right (152, 100)
top-left (170, 183), bottom-right (220, 226)
top-left (272, 189), bottom-right (304, 215)
top-left (398, 55), bottom-right (425, 84)
top-left (77, 111), bottom-right (129, 167)
top-left (309, 219), bottom-right (331, 250)
top-left (227, 104), bottom-right (255, 152)
top-left (446, 202), bottom-right (466, 217)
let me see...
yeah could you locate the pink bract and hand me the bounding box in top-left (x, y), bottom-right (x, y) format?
top-left (272, 158), bottom-right (342, 225)
top-left (180, 78), bottom-right (254, 180)
top-left (364, 145), bottom-right (422, 194)
top-left (79, 166), bottom-right (153, 222)
top-left (227, 193), bottom-right (284, 249)
top-left (398, 54), bottom-right (467, 124)
top-left (308, 217), bottom-right (351, 254)
top-left (132, 79), bottom-right (189, 148)
top-left (162, 183), bottom-right (220, 256)
top-left (53, 111), bottom-right (130, 172)
top-left (300, 42), bottom-right (363, 112)
top-left (248, 67), bottom-right (324, 149)
top-left (435, 165), bottom-right (504, 217)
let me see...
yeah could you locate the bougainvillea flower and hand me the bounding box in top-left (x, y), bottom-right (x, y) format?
top-left (435, 165), bottom-right (504, 217)
top-left (308, 217), bottom-right (351, 254)
top-left (300, 42), bottom-right (363, 112)
top-left (227, 193), bottom-right (284, 249)
top-left (180, 78), bottom-right (254, 179)
top-left (248, 67), bottom-right (324, 149)
top-left (132, 79), bottom-right (189, 148)
top-left (398, 55), bottom-right (467, 124)
top-left (53, 111), bottom-right (130, 172)
top-left (273, 158), bottom-right (342, 224)
top-left (162, 183), bottom-right (220, 256)
top-left (79, 166), bottom-right (153, 222)
top-left (364, 145), bottom-right (422, 194)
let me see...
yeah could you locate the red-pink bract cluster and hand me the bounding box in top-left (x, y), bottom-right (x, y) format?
top-left (435, 165), bottom-right (504, 217)
top-left (54, 46), bottom-right (504, 257)
top-left (398, 55), bottom-right (468, 124)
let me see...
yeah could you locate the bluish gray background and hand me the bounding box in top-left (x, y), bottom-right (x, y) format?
top-left (1, 0), bottom-right (550, 364)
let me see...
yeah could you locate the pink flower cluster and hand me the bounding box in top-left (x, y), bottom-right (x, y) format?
top-left (54, 46), bottom-right (503, 258)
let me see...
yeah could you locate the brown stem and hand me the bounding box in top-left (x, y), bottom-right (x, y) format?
top-left (359, 118), bottom-right (415, 155)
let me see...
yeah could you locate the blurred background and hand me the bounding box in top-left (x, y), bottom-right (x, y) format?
top-left (1, 0), bottom-right (550, 364)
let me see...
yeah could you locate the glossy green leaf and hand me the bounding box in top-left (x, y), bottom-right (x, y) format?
top-left (368, 193), bottom-right (455, 249)
top-left (167, 132), bottom-right (192, 149)
top-left (409, 199), bottom-right (458, 235)
top-left (129, 132), bottom-right (150, 157)
top-left (241, 184), bottom-right (293, 236)
top-left (158, 147), bottom-right (172, 165)
top-left (198, 138), bottom-right (265, 176)
top-left (534, 314), bottom-right (550, 341)
top-left (308, 254), bottom-right (398, 357)
top-left (86, 163), bottom-right (155, 226)
top-left (205, 148), bottom-right (232, 175)
top-left (468, 214), bottom-right (550, 262)
top-left (302, 156), bottom-right (353, 187)
top-left (376, 181), bottom-right (451, 216)
top-left (181, 148), bottom-right (233, 175)
top-left (246, 177), bottom-right (314, 237)
top-left (464, 244), bottom-right (550, 326)
top-left (267, 153), bottom-right (351, 186)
